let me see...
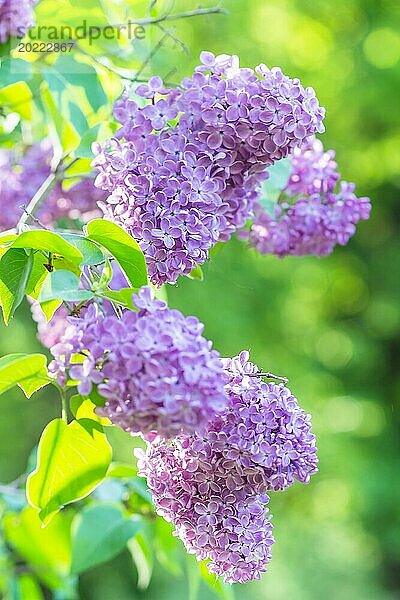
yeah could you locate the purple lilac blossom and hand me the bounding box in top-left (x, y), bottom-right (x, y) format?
top-left (30, 302), bottom-right (69, 349)
top-left (93, 52), bottom-right (325, 285)
top-left (137, 350), bottom-right (317, 582)
top-left (248, 136), bottom-right (371, 256)
top-left (136, 436), bottom-right (274, 583)
top-left (0, 142), bottom-right (103, 232)
top-left (49, 286), bottom-right (228, 439)
top-left (0, 0), bottom-right (37, 42)
top-left (0, 149), bottom-right (23, 230)
top-left (219, 350), bottom-right (318, 491)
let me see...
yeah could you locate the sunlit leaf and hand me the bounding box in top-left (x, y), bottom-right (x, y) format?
top-left (26, 418), bottom-right (112, 525)
top-left (0, 248), bottom-right (34, 324)
top-left (11, 230), bottom-right (83, 266)
top-left (16, 573), bottom-right (44, 600)
top-left (0, 353), bottom-right (49, 398)
top-left (86, 220), bottom-right (148, 288)
top-left (40, 81), bottom-right (80, 153)
top-left (70, 394), bottom-right (109, 425)
top-left (0, 81), bottom-right (33, 119)
top-left (99, 287), bottom-right (137, 309)
top-left (188, 264), bottom-right (204, 281)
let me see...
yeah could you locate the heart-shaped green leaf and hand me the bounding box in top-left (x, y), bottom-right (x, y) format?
top-left (27, 418), bottom-right (112, 525)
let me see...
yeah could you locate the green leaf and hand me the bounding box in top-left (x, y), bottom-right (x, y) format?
top-left (188, 264), bottom-right (204, 281)
top-left (27, 418), bottom-right (112, 525)
top-left (25, 249), bottom-right (79, 306)
top-left (71, 502), bottom-right (142, 574)
top-left (259, 158), bottom-right (292, 215)
top-left (86, 220), bottom-right (148, 288)
top-left (97, 259), bottom-right (113, 289)
top-left (38, 299), bottom-right (63, 322)
top-left (107, 462), bottom-right (138, 479)
top-left (0, 248), bottom-right (34, 324)
top-left (11, 230), bottom-right (83, 266)
top-left (70, 394), bottom-right (109, 425)
top-left (16, 574), bottom-right (44, 600)
top-left (0, 233), bottom-right (17, 258)
top-left (4, 507), bottom-right (73, 591)
top-left (53, 55), bottom-right (108, 113)
top-left (99, 288), bottom-right (137, 309)
top-left (60, 234), bottom-right (104, 266)
top-left (76, 122), bottom-right (118, 159)
top-left (0, 354), bottom-right (49, 398)
top-left (40, 81), bottom-right (80, 153)
top-left (76, 124), bottom-right (100, 158)
top-left (68, 100), bottom-right (89, 136)
top-left (38, 270), bottom-right (93, 303)
top-left (0, 81), bottom-right (33, 119)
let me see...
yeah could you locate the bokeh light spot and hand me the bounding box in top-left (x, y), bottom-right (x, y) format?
top-left (363, 28), bottom-right (400, 68)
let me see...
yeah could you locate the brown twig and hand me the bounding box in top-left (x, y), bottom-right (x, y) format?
top-left (248, 372), bottom-right (289, 384)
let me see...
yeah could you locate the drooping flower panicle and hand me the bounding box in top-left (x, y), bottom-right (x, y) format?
top-left (137, 436), bottom-right (275, 584)
top-left (220, 351), bottom-right (318, 491)
top-left (248, 136), bottom-right (371, 256)
top-left (138, 350), bottom-right (318, 582)
top-left (49, 287), bottom-right (228, 439)
top-left (93, 52), bottom-right (325, 285)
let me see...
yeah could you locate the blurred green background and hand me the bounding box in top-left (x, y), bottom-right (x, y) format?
top-left (1, 0), bottom-right (399, 598)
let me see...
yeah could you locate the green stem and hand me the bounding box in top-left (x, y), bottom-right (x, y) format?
top-left (60, 388), bottom-right (69, 423)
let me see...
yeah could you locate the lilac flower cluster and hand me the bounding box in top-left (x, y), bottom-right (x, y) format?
top-left (219, 351), bottom-right (318, 491)
top-left (137, 437), bottom-right (274, 583)
top-left (30, 301), bottom-right (69, 349)
top-left (49, 287), bottom-right (227, 439)
top-left (248, 137), bottom-right (371, 256)
top-left (0, 142), bottom-right (103, 232)
top-left (0, 149), bottom-right (23, 230)
top-left (0, 0), bottom-right (36, 42)
top-left (138, 350), bottom-right (317, 582)
top-left (93, 52), bottom-right (325, 285)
